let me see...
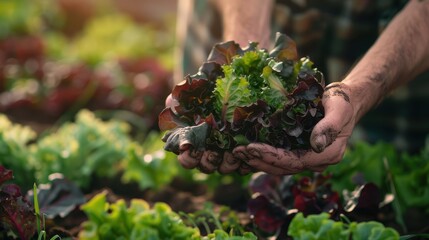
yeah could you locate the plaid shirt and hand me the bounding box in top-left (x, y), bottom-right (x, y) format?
top-left (175, 0), bottom-right (429, 153)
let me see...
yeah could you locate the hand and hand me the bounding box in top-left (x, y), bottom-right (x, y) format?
top-left (233, 82), bottom-right (356, 175)
top-left (165, 93), bottom-right (246, 174)
top-left (178, 149), bottom-right (253, 174)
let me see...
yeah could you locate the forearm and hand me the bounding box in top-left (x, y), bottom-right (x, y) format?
top-left (214, 0), bottom-right (274, 49)
top-left (342, 0), bottom-right (429, 120)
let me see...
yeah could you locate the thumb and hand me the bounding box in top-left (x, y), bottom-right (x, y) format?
top-left (310, 83), bottom-right (354, 153)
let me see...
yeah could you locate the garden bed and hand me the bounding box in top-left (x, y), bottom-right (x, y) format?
top-left (1, 1), bottom-right (428, 239)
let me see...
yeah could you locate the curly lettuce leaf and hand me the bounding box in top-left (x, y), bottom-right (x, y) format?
top-left (207, 41), bottom-right (259, 66)
top-left (207, 41), bottom-right (243, 66)
top-left (213, 65), bottom-right (253, 122)
top-left (261, 65), bottom-right (289, 109)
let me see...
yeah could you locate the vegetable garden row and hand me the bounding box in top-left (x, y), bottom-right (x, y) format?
top-left (1, 109), bottom-right (429, 239)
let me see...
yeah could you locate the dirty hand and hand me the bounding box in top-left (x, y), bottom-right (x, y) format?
top-left (177, 149), bottom-right (253, 174)
top-left (165, 94), bottom-right (247, 174)
top-left (233, 82), bottom-right (356, 175)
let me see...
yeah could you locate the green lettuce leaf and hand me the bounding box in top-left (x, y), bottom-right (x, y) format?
top-left (213, 65), bottom-right (253, 122)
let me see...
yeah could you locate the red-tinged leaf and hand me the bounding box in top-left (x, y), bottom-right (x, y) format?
top-left (43, 88), bottom-right (83, 116)
top-left (293, 194), bottom-right (309, 213)
top-left (290, 173), bottom-right (342, 216)
top-left (171, 77), bottom-right (214, 116)
top-left (0, 166), bottom-right (13, 185)
top-left (232, 100), bottom-right (269, 129)
top-left (202, 113), bottom-right (218, 128)
top-left (195, 62), bottom-right (224, 82)
top-left (2, 98), bottom-right (35, 111)
top-left (0, 167), bottom-right (37, 239)
top-left (171, 76), bottom-right (192, 99)
top-left (158, 108), bottom-right (189, 131)
top-left (207, 41), bottom-right (244, 65)
top-left (344, 183), bottom-right (382, 213)
top-left (248, 172), bottom-right (283, 196)
top-left (0, 194), bottom-right (36, 240)
top-left (247, 195), bottom-right (287, 233)
top-left (355, 183), bottom-right (382, 210)
top-left (2, 184), bottom-right (22, 198)
top-left (292, 78), bottom-right (324, 101)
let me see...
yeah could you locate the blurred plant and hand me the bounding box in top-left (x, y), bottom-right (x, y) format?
top-left (31, 109), bottom-right (131, 189)
top-left (79, 191), bottom-right (201, 240)
top-left (246, 173), bottom-right (342, 238)
top-left (203, 230), bottom-right (257, 240)
top-left (0, 166), bottom-right (37, 240)
top-left (325, 140), bottom-right (429, 233)
top-left (68, 13), bottom-right (174, 68)
top-left (0, 110), bottom-right (246, 196)
top-left (0, 115), bottom-right (37, 187)
top-left (245, 172), bottom-right (399, 239)
top-left (28, 174), bottom-right (86, 219)
top-left (79, 191), bottom-right (257, 240)
top-left (325, 141), bottom-right (397, 192)
top-left (287, 212), bottom-right (399, 240)
top-left (0, 0), bottom-right (42, 39)
top-left (121, 132), bottom-right (179, 191)
top-left (1, 58), bottom-right (171, 130)
top-left (391, 140), bottom-right (429, 212)
top-left (180, 202), bottom-right (253, 238)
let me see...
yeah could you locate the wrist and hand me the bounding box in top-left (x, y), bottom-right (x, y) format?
top-left (341, 76), bottom-right (382, 122)
top-left (223, 28), bottom-right (271, 49)
top-left (216, 0), bottom-right (274, 49)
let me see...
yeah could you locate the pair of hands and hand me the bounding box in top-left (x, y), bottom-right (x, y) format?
top-left (166, 82), bottom-right (356, 175)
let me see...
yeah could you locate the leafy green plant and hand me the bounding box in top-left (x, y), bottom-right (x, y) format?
top-left (79, 191), bottom-right (257, 240)
top-left (180, 202), bottom-right (253, 238)
top-left (0, 110), bottom-right (241, 194)
top-left (325, 141), bottom-right (397, 192)
top-left (121, 130), bottom-right (252, 192)
top-left (31, 110), bottom-right (132, 188)
top-left (325, 140), bottom-right (429, 225)
top-left (68, 13), bottom-right (174, 67)
top-left (288, 213), bottom-right (400, 240)
top-left (121, 133), bottom-right (179, 191)
top-left (160, 33), bottom-right (325, 156)
top-left (0, 0), bottom-right (42, 38)
top-left (0, 115), bottom-right (37, 187)
top-left (391, 144), bottom-right (429, 211)
top-left (79, 191), bottom-right (201, 240)
top-left (203, 230), bottom-right (257, 240)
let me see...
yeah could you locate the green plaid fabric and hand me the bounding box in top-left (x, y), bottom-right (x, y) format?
top-left (175, 0), bottom-right (429, 153)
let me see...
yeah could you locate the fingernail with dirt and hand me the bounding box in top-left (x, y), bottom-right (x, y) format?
top-left (314, 135), bottom-right (327, 153)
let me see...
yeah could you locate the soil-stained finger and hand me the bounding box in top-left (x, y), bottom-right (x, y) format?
top-left (218, 151), bottom-right (241, 174)
top-left (199, 151), bottom-right (220, 173)
top-left (178, 150), bottom-right (201, 169)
